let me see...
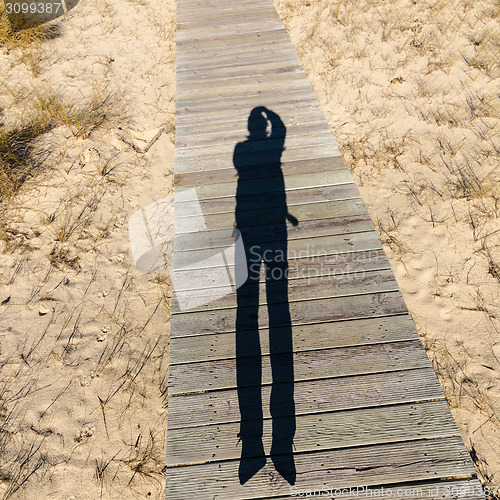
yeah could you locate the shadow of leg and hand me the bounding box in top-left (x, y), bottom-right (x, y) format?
top-left (236, 259), bottom-right (266, 484)
top-left (266, 258), bottom-right (296, 485)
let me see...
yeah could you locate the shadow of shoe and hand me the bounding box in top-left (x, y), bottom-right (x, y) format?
top-left (239, 437), bottom-right (267, 485)
top-left (270, 441), bottom-right (296, 485)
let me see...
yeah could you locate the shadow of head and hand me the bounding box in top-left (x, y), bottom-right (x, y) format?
top-left (248, 106), bottom-right (269, 140)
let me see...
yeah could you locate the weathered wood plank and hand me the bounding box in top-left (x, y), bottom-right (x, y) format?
top-left (175, 146), bottom-right (340, 174)
top-left (178, 10), bottom-right (279, 26)
top-left (176, 109), bottom-right (327, 134)
top-left (175, 184), bottom-right (360, 215)
top-left (174, 176), bottom-right (355, 205)
top-left (176, 92), bottom-right (319, 116)
top-left (174, 159), bottom-right (351, 193)
top-left (176, 132), bottom-right (335, 161)
top-left (173, 248), bottom-right (391, 291)
top-left (168, 339), bottom-right (430, 395)
top-left (175, 113), bottom-right (328, 139)
top-left (166, 367), bottom-right (447, 429)
top-left (164, 437), bottom-right (473, 499)
top-left (177, 3), bottom-right (279, 18)
top-left (176, 121), bottom-right (328, 148)
top-left (177, 46), bottom-right (297, 68)
top-left (177, 59), bottom-right (302, 79)
top-left (169, 314), bottom-right (414, 364)
top-left (174, 199), bottom-right (366, 237)
top-left (173, 230), bottom-right (381, 263)
top-left (177, 22), bottom-right (285, 42)
top-left (172, 245), bottom-right (386, 305)
top-left (174, 217), bottom-right (376, 255)
top-left (170, 291), bottom-right (408, 337)
top-left (177, 29), bottom-right (289, 47)
top-left (177, 69), bottom-right (310, 92)
top-left (167, 400), bottom-right (457, 464)
top-left (177, 27), bottom-right (289, 48)
top-left (177, 64), bottom-right (304, 84)
top-left (176, 40), bottom-right (294, 65)
top-left (176, 94), bottom-right (323, 119)
top-left (176, 93), bottom-right (319, 118)
top-left (172, 268), bottom-right (398, 314)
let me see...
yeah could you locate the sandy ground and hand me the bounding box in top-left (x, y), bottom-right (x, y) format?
top-left (273, 0), bottom-right (500, 487)
top-left (1, 0), bottom-right (499, 497)
top-left (0, 0), bottom-right (175, 498)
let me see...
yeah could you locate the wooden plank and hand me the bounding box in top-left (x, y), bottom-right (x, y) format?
top-left (177, 11), bottom-right (282, 27)
top-left (174, 218), bottom-right (376, 262)
top-left (177, 27), bottom-right (289, 48)
top-left (173, 174), bottom-right (355, 202)
top-left (177, 68), bottom-right (310, 91)
top-left (168, 339), bottom-right (430, 395)
top-left (176, 43), bottom-right (296, 65)
top-left (170, 291), bottom-right (408, 337)
top-left (176, 91), bottom-right (317, 113)
top-left (174, 217), bottom-right (376, 256)
top-left (176, 39), bottom-right (293, 65)
top-left (176, 121), bottom-right (329, 148)
top-left (172, 268), bottom-right (399, 314)
top-left (166, 400), bottom-right (458, 464)
top-left (178, 14), bottom-right (282, 29)
top-left (164, 437), bottom-right (474, 499)
top-left (169, 314), bottom-right (414, 365)
top-left (176, 94), bottom-right (323, 119)
top-left (173, 230), bottom-right (381, 263)
top-left (177, 56), bottom-right (301, 77)
top-left (174, 199), bottom-right (367, 237)
top-left (166, 368), bottom-right (447, 429)
top-left (176, 131), bottom-right (335, 161)
top-left (174, 158), bottom-right (350, 192)
top-left (173, 247), bottom-right (391, 292)
top-left (176, 108), bottom-right (327, 132)
top-left (177, 2), bottom-right (274, 15)
top-left (175, 146), bottom-right (340, 174)
top-left (177, 4), bottom-right (279, 18)
top-left (176, 89), bottom-right (317, 112)
top-left (175, 112), bottom-right (328, 139)
top-left (177, 22), bottom-right (285, 42)
top-left (176, 183), bottom-right (361, 217)
top-left (178, 10), bottom-right (279, 26)
top-left (178, 63), bottom-right (304, 83)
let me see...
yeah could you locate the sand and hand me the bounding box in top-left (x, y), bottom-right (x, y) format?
top-left (0, 0), bottom-right (499, 497)
top-left (0, 0), bottom-right (175, 497)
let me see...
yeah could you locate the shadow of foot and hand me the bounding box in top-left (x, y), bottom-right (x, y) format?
top-left (239, 438), bottom-right (266, 485)
top-left (271, 442), bottom-right (296, 485)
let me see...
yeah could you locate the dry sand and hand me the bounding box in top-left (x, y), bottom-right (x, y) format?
top-left (0, 0), bottom-right (499, 497)
top-left (0, 0), bottom-right (175, 497)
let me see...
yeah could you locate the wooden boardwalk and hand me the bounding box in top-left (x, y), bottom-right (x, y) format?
top-left (166, 0), bottom-right (483, 498)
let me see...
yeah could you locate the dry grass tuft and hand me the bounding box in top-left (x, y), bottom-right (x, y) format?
top-left (31, 87), bottom-right (114, 139)
top-left (0, 4), bottom-right (59, 47)
top-left (0, 88), bottom-right (114, 201)
top-left (0, 119), bottom-right (47, 199)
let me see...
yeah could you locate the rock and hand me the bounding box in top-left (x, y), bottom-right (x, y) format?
top-left (39, 306), bottom-right (50, 315)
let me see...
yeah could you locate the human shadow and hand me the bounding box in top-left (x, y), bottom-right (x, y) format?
top-left (234, 107), bottom-right (297, 486)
